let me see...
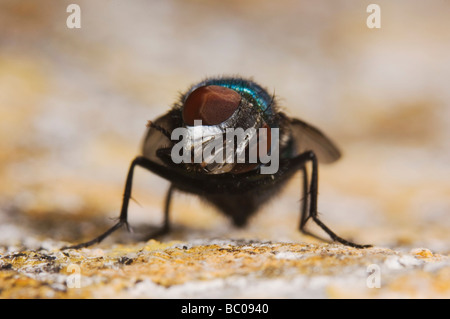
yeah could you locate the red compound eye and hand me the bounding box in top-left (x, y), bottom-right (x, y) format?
top-left (183, 85), bottom-right (241, 126)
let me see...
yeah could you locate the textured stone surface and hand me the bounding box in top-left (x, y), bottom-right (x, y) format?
top-left (0, 1), bottom-right (449, 299)
top-left (0, 239), bottom-right (449, 299)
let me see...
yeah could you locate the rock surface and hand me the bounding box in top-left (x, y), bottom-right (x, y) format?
top-left (0, 1), bottom-right (449, 299)
top-left (1, 238), bottom-right (449, 299)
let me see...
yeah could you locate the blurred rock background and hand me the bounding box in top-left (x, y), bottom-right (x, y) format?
top-left (0, 0), bottom-right (449, 257)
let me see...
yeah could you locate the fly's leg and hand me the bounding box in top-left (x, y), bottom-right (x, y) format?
top-left (143, 184), bottom-right (174, 240)
top-left (298, 163), bottom-right (332, 243)
top-left (299, 165), bottom-right (309, 229)
top-left (62, 157), bottom-right (152, 250)
top-left (295, 152), bottom-right (372, 249)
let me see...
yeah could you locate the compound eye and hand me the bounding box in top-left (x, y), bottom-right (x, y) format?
top-left (183, 85), bottom-right (241, 126)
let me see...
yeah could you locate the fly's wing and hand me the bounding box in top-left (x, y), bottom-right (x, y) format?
top-left (141, 109), bottom-right (182, 165)
top-left (284, 115), bottom-right (341, 164)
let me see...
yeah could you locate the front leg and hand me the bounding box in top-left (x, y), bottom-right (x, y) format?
top-left (61, 156), bottom-right (167, 250)
top-left (293, 152), bottom-right (372, 249)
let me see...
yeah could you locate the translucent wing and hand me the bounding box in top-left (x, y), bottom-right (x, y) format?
top-left (141, 109), bottom-right (182, 165)
top-left (285, 116), bottom-right (341, 164)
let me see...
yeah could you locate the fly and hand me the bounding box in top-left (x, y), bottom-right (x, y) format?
top-left (63, 76), bottom-right (371, 250)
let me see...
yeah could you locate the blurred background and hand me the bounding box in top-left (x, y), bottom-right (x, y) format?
top-left (0, 0), bottom-right (448, 253)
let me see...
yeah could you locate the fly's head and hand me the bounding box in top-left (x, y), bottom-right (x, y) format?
top-left (177, 77), bottom-right (279, 175)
